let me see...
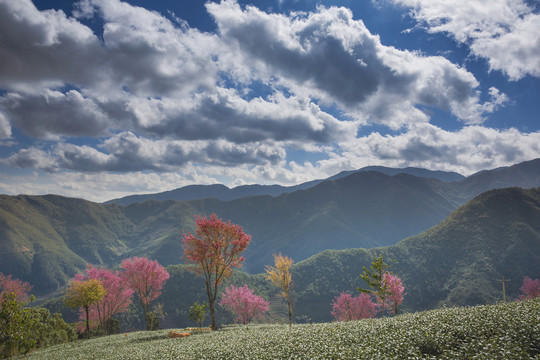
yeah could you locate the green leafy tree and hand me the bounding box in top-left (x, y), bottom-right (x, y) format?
top-left (27, 308), bottom-right (77, 348)
top-left (64, 278), bottom-right (106, 338)
top-left (147, 303), bottom-right (166, 331)
top-left (188, 301), bottom-right (207, 329)
top-left (358, 253), bottom-right (393, 317)
top-left (0, 292), bottom-right (35, 359)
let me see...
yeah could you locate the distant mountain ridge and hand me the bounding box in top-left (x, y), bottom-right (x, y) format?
top-left (1, 158), bottom-right (539, 297)
top-left (105, 165), bottom-right (466, 205)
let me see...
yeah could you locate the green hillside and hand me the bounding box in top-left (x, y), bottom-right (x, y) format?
top-left (132, 187), bottom-right (540, 328)
top-left (293, 187), bottom-right (540, 321)
top-left (0, 195), bottom-right (133, 293)
top-left (1, 161), bottom-right (539, 297)
top-left (36, 187), bottom-right (540, 329)
top-left (0, 171), bottom-right (463, 294)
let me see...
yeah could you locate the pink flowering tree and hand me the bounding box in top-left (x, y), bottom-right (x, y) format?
top-left (0, 273), bottom-right (34, 357)
top-left (381, 272), bottom-right (406, 315)
top-left (331, 292), bottom-right (377, 322)
top-left (518, 276), bottom-right (540, 301)
top-left (120, 257), bottom-right (170, 330)
top-left (0, 273), bottom-right (32, 303)
top-left (219, 284), bottom-right (269, 324)
top-left (182, 214), bottom-right (251, 330)
top-left (74, 265), bottom-right (134, 334)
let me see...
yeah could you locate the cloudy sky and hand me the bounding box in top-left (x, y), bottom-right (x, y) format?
top-left (0, 0), bottom-right (539, 202)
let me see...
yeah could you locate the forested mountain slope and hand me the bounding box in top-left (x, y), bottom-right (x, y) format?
top-left (1, 159), bottom-right (539, 296)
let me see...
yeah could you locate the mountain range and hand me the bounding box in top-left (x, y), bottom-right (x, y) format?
top-left (51, 186), bottom-right (540, 327)
top-left (1, 158), bottom-right (539, 297)
top-left (105, 165), bottom-right (466, 205)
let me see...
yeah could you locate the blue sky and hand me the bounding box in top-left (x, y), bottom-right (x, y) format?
top-left (0, 0), bottom-right (539, 202)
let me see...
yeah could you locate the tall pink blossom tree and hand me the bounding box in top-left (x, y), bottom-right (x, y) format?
top-left (219, 284), bottom-right (269, 324)
top-left (518, 276), bottom-right (540, 300)
top-left (331, 292), bottom-right (377, 322)
top-left (0, 273), bottom-right (32, 303)
top-left (74, 265), bottom-right (134, 334)
top-left (381, 272), bottom-right (406, 315)
top-left (182, 214), bottom-right (251, 330)
top-left (120, 257), bottom-right (170, 330)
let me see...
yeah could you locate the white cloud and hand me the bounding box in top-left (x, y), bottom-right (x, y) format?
top-left (337, 124), bottom-right (540, 174)
top-left (1, 132), bottom-right (288, 173)
top-left (0, 90), bottom-right (109, 140)
top-left (0, 0), bottom-right (535, 202)
top-left (2, 123), bottom-right (539, 201)
top-left (0, 169), bottom-right (220, 203)
top-left (0, 112), bottom-right (11, 139)
top-left (391, 0), bottom-right (540, 79)
top-left (0, 0), bottom-right (102, 92)
top-left (207, 0), bottom-right (502, 127)
top-left (0, 0), bottom-right (219, 96)
top-left (0, 147), bottom-right (59, 172)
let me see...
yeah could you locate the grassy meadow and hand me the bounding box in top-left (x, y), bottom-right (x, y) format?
top-left (25, 298), bottom-right (539, 360)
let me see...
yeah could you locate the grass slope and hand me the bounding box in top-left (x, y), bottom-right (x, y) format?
top-left (27, 299), bottom-right (540, 359)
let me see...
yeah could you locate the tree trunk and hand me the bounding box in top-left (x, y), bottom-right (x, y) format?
top-left (141, 299), bottom-right (150, 331)
top-left (85, 306), bottom-right (91, 338)
top-left (209, 299), bottom-right (217, 330)
top-left (205, 279), bottom-right (217, 330)
top-left (287, 297), bottom-right (292, 328)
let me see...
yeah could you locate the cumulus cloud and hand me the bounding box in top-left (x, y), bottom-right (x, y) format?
top-left (0, 90), bottom-right (109, 139)
top-left (0, 0), bottom-right (534, 202)
top-left (0, 0), bottom-right (218, 96)
top-left (207, 1), bottom-right (505, 127)
top-left (0, 0), bottom-right (102, 92)
top-left (0, 147), bottom-right (59, 172)
top-left (1, 132), bottom-right (288, 173)
top-left (134, 89), bottom-right (357, 143)
top-left (0, 0), bottom-right (359, 145)
top-left (338, 124), bottom-right (540, 174)
top-left (0, 112), bottom-right (11, 139)
top-left (391, 0), bottom-right (540, 79)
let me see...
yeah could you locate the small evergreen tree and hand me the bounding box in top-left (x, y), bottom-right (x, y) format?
top-left (358, 254), bottom-right (393, 316)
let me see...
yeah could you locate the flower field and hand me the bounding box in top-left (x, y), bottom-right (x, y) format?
top-left (27, 299), bottom-right (539, 359)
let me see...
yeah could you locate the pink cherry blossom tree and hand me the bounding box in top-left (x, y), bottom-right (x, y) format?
top-left (331, 292), bottom-right (377, 322)
top-left (182, 214), bottom-right (251, 330)
top-left (219, 284), bottom-right (269, 324)
top-left (74, 265), bottom-right (134, 334)
top-left (518, 276), bottom-right (540, 300)
top-left (381, 272), bottom-right (406, 315)
top-left (0, 273), bottom-right (32, 303)
top-left (120, 257), bottom-right (170, 330)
